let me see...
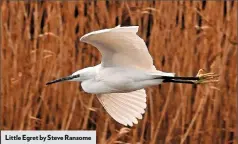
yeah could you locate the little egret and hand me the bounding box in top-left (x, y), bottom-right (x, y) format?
top-left (46, 25), bottom-right (218, 126)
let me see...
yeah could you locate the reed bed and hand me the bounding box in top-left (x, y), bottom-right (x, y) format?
top-left (1, 1), bottom-right (237, 144)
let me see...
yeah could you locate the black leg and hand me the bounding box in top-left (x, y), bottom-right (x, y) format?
top-left (156, 76), bottom-right (199, 81)
top-left (163, 79), bottom-right (195, 84)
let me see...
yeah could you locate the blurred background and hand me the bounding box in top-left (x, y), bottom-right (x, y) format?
top-left (1, 1), bottom-right (237, 144)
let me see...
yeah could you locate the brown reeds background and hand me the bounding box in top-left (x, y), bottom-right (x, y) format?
top-left (1, 1), bottom-right (237, 144)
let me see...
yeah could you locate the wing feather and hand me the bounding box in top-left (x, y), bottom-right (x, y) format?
top-left (97, 89), bottom-right (147, 126)
top-left (80, 25), bottom-right (156, 70)
top-left (97, 96), bottom-right (128, 126)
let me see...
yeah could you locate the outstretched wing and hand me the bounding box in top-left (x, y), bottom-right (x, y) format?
top-left (97, 89), bottom-right (147, 126)
top-left (80, 25), bottom-right (155, 70)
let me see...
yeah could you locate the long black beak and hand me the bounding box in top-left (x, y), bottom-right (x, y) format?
top-left (46, 74), bottom-right (80, 85)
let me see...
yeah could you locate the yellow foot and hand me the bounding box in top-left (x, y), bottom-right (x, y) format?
top-left (194, 69), bottom-right (219, 84)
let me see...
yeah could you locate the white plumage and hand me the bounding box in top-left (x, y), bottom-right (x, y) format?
top-left (97, 89), bottom-right (146, 127)
top-left (47, 25), bottom-right (177, 126)
top-left (79, 25), bottom-right (174, 126)
top-left (80, 25), bottom-right (155, 70)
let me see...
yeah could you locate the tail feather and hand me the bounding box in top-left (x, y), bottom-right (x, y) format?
top-left (150, 71), bottom-right (175, 77)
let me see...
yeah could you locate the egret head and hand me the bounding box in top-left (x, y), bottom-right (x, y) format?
top-left (46, 67), bottom-right (96, 85)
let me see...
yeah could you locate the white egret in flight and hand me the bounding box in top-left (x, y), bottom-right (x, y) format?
top-left (46, 25), bottom-right (218, 126)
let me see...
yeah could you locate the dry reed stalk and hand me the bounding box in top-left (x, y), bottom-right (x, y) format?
top-left (150, 75), bottom-right (175, 143)
top-left (165, 104), bottom-right (182, 143)
top-left (1, 1), bottom-right (237, 143)
top-left (180, 86), bottom-right (209, 144)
